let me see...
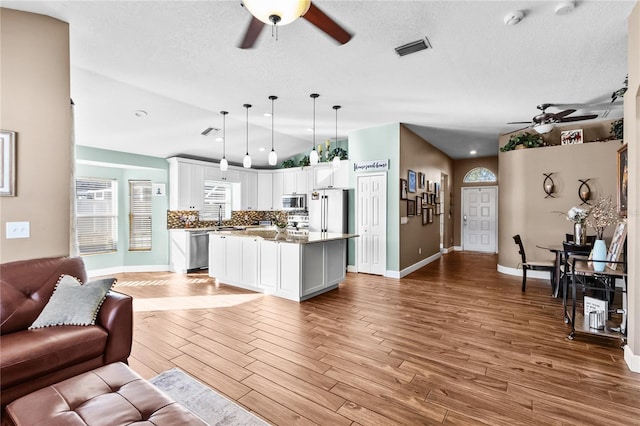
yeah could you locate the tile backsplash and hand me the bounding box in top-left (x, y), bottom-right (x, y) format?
top-left (167, 210), bottom-right (288, 229)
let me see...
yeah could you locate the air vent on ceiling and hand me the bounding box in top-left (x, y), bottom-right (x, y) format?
top-left (201, 127), bottom-right (220, 136)
top-left (395, 37), bottom-right (432, 57)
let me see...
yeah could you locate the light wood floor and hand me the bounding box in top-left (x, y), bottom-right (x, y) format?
top-left (113, 252), bottom-right (640, 425)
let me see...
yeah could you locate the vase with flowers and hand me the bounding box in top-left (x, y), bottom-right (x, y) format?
top-left (566, 206), bottom-right (589, 245)
top-left (585, 196), bottom-right (619, 272)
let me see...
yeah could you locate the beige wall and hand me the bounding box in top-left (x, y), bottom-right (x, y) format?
top-left (452, 156), bottom-right (499, 247)
top-left (0, 9), bottom-right (71, 262)
top-left (625, 2), bottom-right (639, 369)
top-left (498, 140), bottom-right (621, 269)
top-left (399, 125), bottom-right (454, 270)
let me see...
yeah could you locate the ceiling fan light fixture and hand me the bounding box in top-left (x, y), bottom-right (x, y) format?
top-left (534, 123), bottom-right (555, 134)
top-left (243, 0), bottom-right (311, 26)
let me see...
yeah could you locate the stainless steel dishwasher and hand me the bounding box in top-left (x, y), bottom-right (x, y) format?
top-left (188, 231), bottom-right (209, 271)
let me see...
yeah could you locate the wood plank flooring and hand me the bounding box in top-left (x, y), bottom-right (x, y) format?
top-left (112, 252), bottom-right (640, 425)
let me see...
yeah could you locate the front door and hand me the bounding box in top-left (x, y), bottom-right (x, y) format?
top-left (462, 186), bottom-right (497, 253)
top-left (356, 173), bottom-right (387, 275)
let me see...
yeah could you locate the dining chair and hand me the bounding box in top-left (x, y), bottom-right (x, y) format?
top-left (560, 242), bottom-right (595, 300)
top-left (512, 235), bottom-right (556, 292)
top-left (565, 234), bottom-right (597, 245)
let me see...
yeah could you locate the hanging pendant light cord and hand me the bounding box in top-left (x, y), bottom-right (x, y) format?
top-left (221, 111), bottom-right (227, 158)
top-left (244, 104), bottom-right (251, 155)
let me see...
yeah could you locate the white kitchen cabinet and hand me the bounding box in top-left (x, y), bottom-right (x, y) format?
top-left (312, 161), bottom-right (349, 189)
top-left (240, 171), bottom-right (258, 210)
top-left (272, 172), bottom-right (284, 210)
top-left (282, 168), bottom-right (309, 195)
top-left (210, 234), bottom-right (259, 290)
top-left (282, 170), bottom-right (296, 194)
top-left (168, 158), bottom-right (205, 211)
top-left (295, 169), bottom-right (307, 194)
top-left (208, 234), bottom-right (227, 279)
top-left (259, 240), bottom-right (278, 291)
top-left (257, 173), bottom-right (273, 210)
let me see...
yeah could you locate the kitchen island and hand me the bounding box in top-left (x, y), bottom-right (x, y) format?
top-left (208, 229), bottom-right (358, 301)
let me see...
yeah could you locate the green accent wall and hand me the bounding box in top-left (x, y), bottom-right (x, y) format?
top-left (75, 146), bottom-right (169, 272)
top-left (347, 123), bottom-right (400, 272)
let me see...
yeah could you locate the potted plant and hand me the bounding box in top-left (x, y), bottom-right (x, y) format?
top-left (327, 147), bottom-right (348, 161)
top-left (281, 159), bottom-right (296, 168)
top-left (500, 132), bottom-right (544, 152)
top-left (611, 119), bottom-right (623, 140)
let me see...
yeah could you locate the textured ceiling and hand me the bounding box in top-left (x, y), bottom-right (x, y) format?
top-left (3, 0), bottom-right (634, 166)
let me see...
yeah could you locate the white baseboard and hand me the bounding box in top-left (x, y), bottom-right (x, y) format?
top-left (497, 264), bottom-right (551, 280)
top-left (624, 345), bottom-right (640, 373)
top-left (386, 252), bottom-right (442, 278)
top-left (347, 265), bottom-right (357, 273)
top-left (88, 264), bottom-right (170, 278)
top-left (453, 246), bottom-right (463, 251)
top-left (441, 246), bottom-right (454, 254)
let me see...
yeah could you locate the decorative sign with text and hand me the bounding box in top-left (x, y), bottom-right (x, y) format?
top-left (353, 159), bottom-right (389, 172)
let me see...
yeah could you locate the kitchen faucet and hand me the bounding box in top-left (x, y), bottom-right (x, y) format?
top-left (218, 205), bottom-right (222, 226)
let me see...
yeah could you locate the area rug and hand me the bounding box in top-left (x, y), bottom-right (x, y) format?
top-left (149, 368), bottom-right (269, 426)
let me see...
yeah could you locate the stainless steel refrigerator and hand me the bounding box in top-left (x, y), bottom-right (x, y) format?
top-left (309, 189), bottom-right (348, 233)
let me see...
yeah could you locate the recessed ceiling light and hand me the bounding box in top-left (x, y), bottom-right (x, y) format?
top-left (215, 137), bottom-right (223, 142)
top-left (259, 147), bottom-right (266, 152)
top-left (504, 10), bottom-right (524, 25)
top-left (554, 1), bottom-right (575, 15)
top-left (134, 110), bottom-right (147, 117)
top-left (264, 113), bottom-right (272, 117)
top-left (470, 150), bottom-right (477, 155)
top-left (306, 128), bottom-right (313, 132)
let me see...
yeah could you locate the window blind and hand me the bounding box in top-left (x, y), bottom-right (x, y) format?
top-left (75, 178), bottom-right (117, 255)
top-left (129, 180), bottom-right (152, 251)
top-left (201, 180), bottom-right (232, 221)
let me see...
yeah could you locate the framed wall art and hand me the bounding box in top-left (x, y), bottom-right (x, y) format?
top-left (422, 209), bottom-right (428, 225)
top-left (418, 172), bottom-right (425, 189)
top-left (416, 196), bottom-right (422, 215)
top-left (427, 208), bottom-right (434, 223)
top-left (560, 129), bottom-right (583, 145)
top-left (0, 130), bottom-right (16, 197)
top-left (400, 178), bottom-right (408, 200)
top-left (617, 144), bottom-right (628, 218)
top-left (408, 170), bottom-right (416, 193)
top-left (607, 222), bottom-right (627, 270)
top-left (407, 199), bottom-right (416, 216)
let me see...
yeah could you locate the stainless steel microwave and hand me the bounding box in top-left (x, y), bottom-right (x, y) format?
top-left (281, 194), bottom-right (306, 211)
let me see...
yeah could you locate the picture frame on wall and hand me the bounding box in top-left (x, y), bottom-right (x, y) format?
top-left (617, 144), bottom-right (628, 218)
top-left (416, 197), bottom-right (422, 215)
top-left (418, 172), bottom-right (425, 189)
top-left (422, 194), bottom-right (428, 207)
top-left (427, 208), bottom-right (434, 223)
top-left (407, 199), bottom-right (416, 216)
top-left (0, 130), bottom-right (16, 197)
top-left (400, 178), bottom-right (408, 200)
top-left (435, 203), bottom-right (441, 215)
top-left (560, 129), bottom-right (583, 145)
top-left (422, 209), bottom-right (428, 225)
top-left (408, 170), bottom-right (417, 193)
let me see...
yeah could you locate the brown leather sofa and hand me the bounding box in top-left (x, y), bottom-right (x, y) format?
top-left (0, 256), bottom-right (133, 406)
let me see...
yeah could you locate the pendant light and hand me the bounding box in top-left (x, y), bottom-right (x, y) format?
top-left (243, 104), bottom-right (252, 168)
top-left (219, 111), bottom-right (229, 171)
top-left (268, 95), bottom-right (278, 166)
top-left (332, 105), bottom-right (341, 170)
top-left (309, 93), bottom-right (319, 165)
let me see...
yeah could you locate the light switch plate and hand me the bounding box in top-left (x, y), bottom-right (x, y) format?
top-left (6, 221), bottom-right (30, 239)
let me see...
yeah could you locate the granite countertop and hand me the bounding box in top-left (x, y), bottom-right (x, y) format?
top-left (209, 229), bottom-right (358, 244)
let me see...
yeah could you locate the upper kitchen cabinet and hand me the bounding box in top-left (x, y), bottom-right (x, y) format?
top-left (168, 157), bottom-right (205, 211)
top-left (204, 166), bottom-right (240, 183)
top-left (240, 171), bottom-right (258, 210)
top-left (272, 172), bottom-right (284, 210)
top-left (257, 173), bottom-right (274, 210)
top-left (313, 161), bottom-right (349, 189)
top-left (282, 168), bottom-right (307, 194)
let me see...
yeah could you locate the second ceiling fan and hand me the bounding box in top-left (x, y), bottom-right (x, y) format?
top-left (239, 0), bottom-right (352, 49)
top-left (508, 103), bottom-right (598, 134)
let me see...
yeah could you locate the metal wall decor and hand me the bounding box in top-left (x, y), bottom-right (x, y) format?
top-left (543, 173), bottom-right (555, 198)
top-left (578, 179), bottom-right (591, 205)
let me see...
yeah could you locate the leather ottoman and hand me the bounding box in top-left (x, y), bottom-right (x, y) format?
top-left (6, 362), bottom-right (208, 426)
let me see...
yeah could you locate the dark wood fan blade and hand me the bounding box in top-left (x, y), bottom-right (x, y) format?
top-left (559, 114), bottom-right (598, 122)
top-left (303, 2), bottom-right (352, 45)
top-left (238, 16), bottom-right (264, 49)
top-left (551, 109), bottom-right (577, 120)
top-left (503, 125), bottom-right (531, 135)
top-left (507, 121), bottom-right (533, 125)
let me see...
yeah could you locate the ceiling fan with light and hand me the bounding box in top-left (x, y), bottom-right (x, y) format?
top-left (507, 103), bottom-right (598, 134)
top-left (239, 0), bottom-right (352, 49)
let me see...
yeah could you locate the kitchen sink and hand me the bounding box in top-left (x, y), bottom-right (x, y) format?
top-left (216, 226), bottom-right (246, 231)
